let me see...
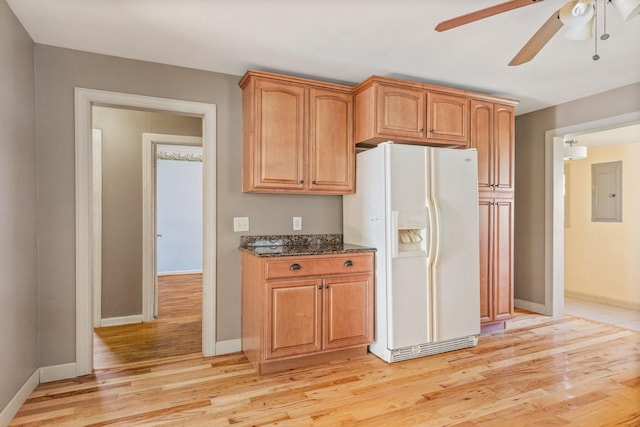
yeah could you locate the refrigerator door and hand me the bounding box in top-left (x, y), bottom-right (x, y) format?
top-left (386, 144), bottom-right (432, 349)
top-left (430, 148), bottom-right (481, 341)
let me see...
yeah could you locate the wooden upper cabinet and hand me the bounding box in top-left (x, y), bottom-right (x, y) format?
top-left (471, 99), bottom-right (494, 191)
top-left (354, 77), bottom-right (469, 147)
top-left (426, 92), bottom-right (469, 145)
top-left (309, 88), bottom-right (354, 193)
top-left (494, 104), bottom-right (515, 193)
top-left (375, 84), bottom-right (425, 140)
top-left (252, 80), bottom-right (305, 191)
top-left (240, 71), bottom-right (354, 195)
top-left (470, 100), bottom-right (515, 194)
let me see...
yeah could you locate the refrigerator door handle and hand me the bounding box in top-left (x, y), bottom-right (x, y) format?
top-left (391, 211), bottom-right (400, 258)
top-left (428, 152), bottom-right (441, 342)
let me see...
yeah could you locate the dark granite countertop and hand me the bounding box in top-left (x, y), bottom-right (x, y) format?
top-left (239, 234), bottom-right (375, 258)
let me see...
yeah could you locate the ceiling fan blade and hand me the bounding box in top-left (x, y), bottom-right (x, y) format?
top-left (435, 0), bottom-right (545, 32)
top-left (509, 9), bottom-right (563, 66)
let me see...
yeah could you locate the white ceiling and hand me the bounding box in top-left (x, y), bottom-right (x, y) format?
top-left (6, 0), bottom-right (640, 114)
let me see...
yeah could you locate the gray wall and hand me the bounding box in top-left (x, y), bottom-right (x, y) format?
top-left (514, 82), bottom-right (640, 304)
top-left (0, 0), bottom-right (37, 412)
top-left (93, 106), bottom-right (202, 318)
top-left (35, 45), bottom-right (342, 366)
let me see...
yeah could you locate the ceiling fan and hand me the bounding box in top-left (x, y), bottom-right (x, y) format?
top-left (435, 0), bottom-right (640, 66)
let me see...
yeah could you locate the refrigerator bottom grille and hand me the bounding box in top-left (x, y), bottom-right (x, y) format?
top-left (390, 335), bottom-right (479, 363)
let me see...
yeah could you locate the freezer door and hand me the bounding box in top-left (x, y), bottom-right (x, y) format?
top-left (386, 144), bottom-right (432, 349)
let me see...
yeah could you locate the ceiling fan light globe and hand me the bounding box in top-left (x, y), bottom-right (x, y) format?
top-left (563, 17), bottom-right (594, 39)
top-left (572, 1), bottom-right (588, 16)
top-left (611, 0), bottom-right (640, 21)
top-left (560, 0), bottom-right (594, 26)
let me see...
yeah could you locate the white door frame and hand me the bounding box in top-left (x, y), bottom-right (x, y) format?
top-left (142, 133), bottom-right (203, 322)
top-left (92, 129), bottom-right (103, 327)
top-left (539, 111), bottom-right (640, 317)
top-left (75, 87), bottom-right (217, 376)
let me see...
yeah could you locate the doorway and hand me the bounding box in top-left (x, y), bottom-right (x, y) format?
top-left (541, 111), bottom-right (640, 318)
top-left (142, 134), bottom-right (203, 322)
top-left (75, 88), bottom-right (217, 376)
top-left (562, 127), bottom-right (640, 329)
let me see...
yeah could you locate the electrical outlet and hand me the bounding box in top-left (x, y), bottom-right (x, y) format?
top-left (233, 217), bottom-right (249, 232)
top-left (293, 216), bottom-right (302, 231)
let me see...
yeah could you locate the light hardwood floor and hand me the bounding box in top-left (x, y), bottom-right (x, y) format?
top-left (93, 273), bottom-right (202, 368)
top-left (10, 292), bottom-right (640, 425)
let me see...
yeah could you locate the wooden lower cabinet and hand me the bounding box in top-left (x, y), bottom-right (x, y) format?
top-left (242, 251), bottom-right (374, 374)
top-left (479, 196), bottom-right (514, 330)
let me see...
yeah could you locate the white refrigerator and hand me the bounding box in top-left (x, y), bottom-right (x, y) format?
top-left (343, 143), bottom-right (480, 363)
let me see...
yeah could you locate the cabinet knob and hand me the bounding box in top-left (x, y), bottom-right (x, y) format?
top-left (430, 129), bottom-right (436, 133)
top-left (325, 285), bottom-right (330, 289)
top-left (419, 128), bottom-right (424, 133)
top-left (312, 180), bottom-right (317, 185)
top-left (344, 260), bottom-right (354, 267)
top-left (299, 180), bottom-right (304, 184)
top-left (289, 263), bottom-right (302, 271)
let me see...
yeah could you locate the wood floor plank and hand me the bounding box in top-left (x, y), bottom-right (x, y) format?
top-left (10, 280), bottom-right (640, 426)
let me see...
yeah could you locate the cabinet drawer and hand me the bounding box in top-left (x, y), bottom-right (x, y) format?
top-left (265, 254), bottom-right (373, 280)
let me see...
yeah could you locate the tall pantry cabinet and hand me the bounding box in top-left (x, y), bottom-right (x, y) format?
top-left (470, 99), bottom-right (515, 330)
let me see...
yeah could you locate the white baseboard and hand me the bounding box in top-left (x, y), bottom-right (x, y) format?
top-left (216, 339), bottom-right (241, 355)
top-left (157, 270), bottom-right (202, 276)
top-left (515, 299), bottom-right (549, 316)
top-left (564, 291), bottom-right (640, 311)
top-left (39, 362), bottom-right (77, 383)
top-left (100, 314), bottom-right (143, 327)
top-left (0, 369), bottom-right (39, 426)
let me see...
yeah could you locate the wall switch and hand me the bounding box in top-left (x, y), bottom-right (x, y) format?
top-left (293, 216), bottom-right (302, 231)
top-left (233, 217), bottom-right (249, 232)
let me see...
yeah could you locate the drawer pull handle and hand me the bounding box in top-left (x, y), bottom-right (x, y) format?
top-left (344, 260), bottom-right (354, 267)
top-left (289, 263), bottom-right (302, 271)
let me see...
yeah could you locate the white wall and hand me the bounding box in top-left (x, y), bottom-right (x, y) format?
top-left (564, 142), bottom-right (640, 309)
top-left (157, 149), bottom-right (203, 274)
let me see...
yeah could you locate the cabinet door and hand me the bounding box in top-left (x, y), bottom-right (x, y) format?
top-left (493, 199), bottom-right (514, 321)
top-left (309, 88), bottom-right (354, 193)
top-left (426, 92), bottom-right (469, 145)
top-left (478, 197), bottom-right (494, 323)
top-left (493, 104), bottom-right (515, 193)
top-left (322, 274), bottom-right (373, 350)
top-left (376, 84), bottom-right (426, 140)
top-left (266, 279), bottom-right (322, 359)
top-left (470, 99), bottom-right (493, 191)
top-left (253, 79), bottom-right (305, 190)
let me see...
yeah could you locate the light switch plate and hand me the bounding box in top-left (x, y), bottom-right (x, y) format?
top-left (293, 216), bottom-right (302, 231)
top-left (233, 217), bottom-right (249, 232)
